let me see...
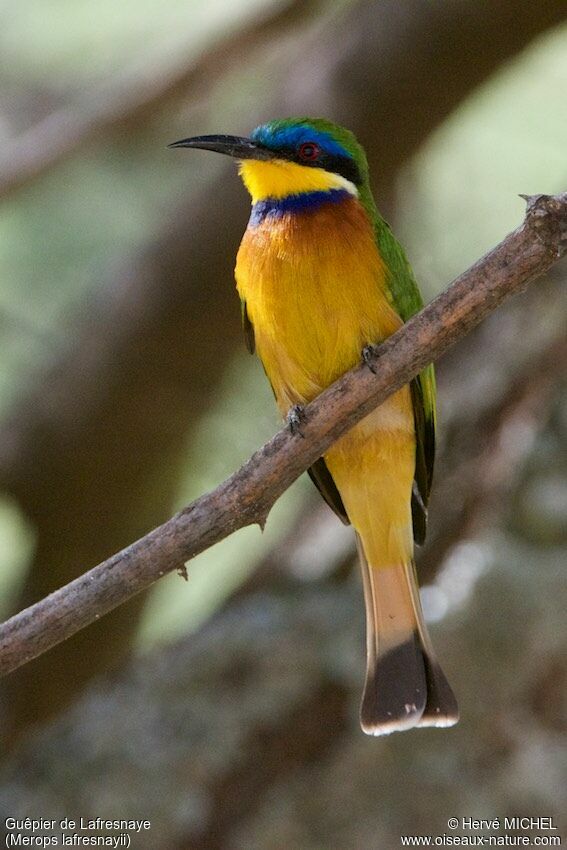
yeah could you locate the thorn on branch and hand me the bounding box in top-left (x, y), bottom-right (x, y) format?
top-left (520, 193), bottom-right (547, 210)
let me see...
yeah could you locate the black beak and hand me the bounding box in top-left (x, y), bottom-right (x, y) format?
top-left (167, 134), bottom-right (275, 161)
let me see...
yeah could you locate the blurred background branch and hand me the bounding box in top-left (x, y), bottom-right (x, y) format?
top-left (0, 0), bottom-right (322, 202)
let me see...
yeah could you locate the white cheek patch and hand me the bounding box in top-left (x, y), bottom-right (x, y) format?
top-left (330, 173), bottom-right (359, 196)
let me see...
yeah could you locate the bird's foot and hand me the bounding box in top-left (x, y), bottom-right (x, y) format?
top-left (287, 404), bottom-right (307, 437)
top-left (362, 344), bottom-right (379, 374)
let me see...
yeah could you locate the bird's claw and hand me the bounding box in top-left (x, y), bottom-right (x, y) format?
top-left (287, 404), bottom-right (307, 437)
top-left (362, 344), bottom-right (379, 373)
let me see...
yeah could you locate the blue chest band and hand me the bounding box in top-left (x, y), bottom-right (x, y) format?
top-left (249, 188), bottom-right (350, 225)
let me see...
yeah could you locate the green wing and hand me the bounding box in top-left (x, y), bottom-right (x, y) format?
top-left (373, 214), bottom-right (437, 545)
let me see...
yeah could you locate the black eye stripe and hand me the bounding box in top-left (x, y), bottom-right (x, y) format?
top-left (269, 144), bottom-right (362, 185)
top-left (315, 153), bottom-right (362, 185)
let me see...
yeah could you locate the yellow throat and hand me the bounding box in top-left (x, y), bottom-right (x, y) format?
top-left (238, 159), bottom-right (358, 203)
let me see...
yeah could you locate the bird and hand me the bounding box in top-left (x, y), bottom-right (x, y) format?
top-left (169, 117), bottom-right (459, 735)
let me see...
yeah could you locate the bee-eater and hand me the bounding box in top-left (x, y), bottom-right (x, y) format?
top-left (170, 118), bottom-right (458, 735)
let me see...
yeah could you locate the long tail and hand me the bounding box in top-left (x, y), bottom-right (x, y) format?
top-left (357, 535), bottom-right (459, 735)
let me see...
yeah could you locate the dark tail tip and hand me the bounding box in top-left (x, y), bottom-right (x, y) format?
top-left (359, 632), bottom-right (459, 736)
top-left (418, 655), bottom-right (459, 729)
top-left (360, 631), bottom-right (427, 736)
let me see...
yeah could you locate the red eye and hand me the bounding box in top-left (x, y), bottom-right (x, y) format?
top-left (298, 142), bottom-right (320, 161)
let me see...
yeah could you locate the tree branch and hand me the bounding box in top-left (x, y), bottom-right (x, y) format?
top-left (0, 192), bottom-right (565, 677)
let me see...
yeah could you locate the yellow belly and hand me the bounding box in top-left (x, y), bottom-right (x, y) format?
top-left (235, 197), bottom-right (415, 567)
